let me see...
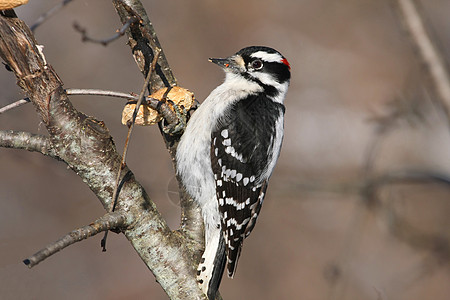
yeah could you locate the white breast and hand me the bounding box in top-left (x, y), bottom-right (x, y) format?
top-left (176, 72), bottom-right (263, 231)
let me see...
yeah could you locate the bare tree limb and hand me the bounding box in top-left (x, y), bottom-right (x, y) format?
top-left (394, 0), bottom-right (450, 123)
top-left (0, 8), bottom-right (207, 300)
top-left (0, 130), bottom-right (58, 159)
top-left (112, 0), bottom-right (204, 252)
top-left (111, 3), bottom-right (208, 297)
top-left (113, 0), bottom-right (176, 92)
top-left (23, 211), bottom-right (133, 268)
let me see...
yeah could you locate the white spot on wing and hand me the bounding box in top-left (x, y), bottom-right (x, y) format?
top-left (236, 201), bottom-right (246, 210)
top-left (221, 129), bottom-right (229, 138)
top-left (225, 146), bottom-right (234, 154)
top-left (236, 173), bottom-right (243, 182)
top-left (225, 197), bottom-right (235, 205)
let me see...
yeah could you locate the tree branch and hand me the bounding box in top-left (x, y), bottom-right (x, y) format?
top-left (0, 130), bottom-right (58, 159)
top-left (112, 0), bottom-right (204, 250)
top-left (0, 89), bottom-right (136, 114)
top-left (112, 2), bottom-right (207, 296)
top-left (30, 0), bottom-right (74, 32)
top-left (73, 16), bottom-right (138, 46)
top-left (0, 8), bottom-right (207, 300)
top-left (66, 88), bottom-right (138, 100)
top-left (23, 211), bottom-right (133, 268)
top-left (112, 0), bottom-right (177, 93)
top-left (394, 0), bottom-right (450, 123)
top-left (0, 98), bottom-right (29, 113)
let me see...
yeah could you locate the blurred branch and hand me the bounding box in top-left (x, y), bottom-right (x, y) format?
top-left (386, 205), bottom-right (450, 264)
top-left (366, 170), bottom-right (450, 265)
top-left (30, 0), bottom-right (74, 32)
top-left (363, 170), bottom-right (450, 205)
top-left (370, 170), bottom-right (450, 187)
top-left (326, 167), bottom-right (450, 300)
top-left (0, 130), bottom-right (59, 159)
top-left (23, 211), bottom-right (133, 268)
top-left (73, 16), bottom-right (138, 46)
top-left (394, 0), bottom-right (450, 123)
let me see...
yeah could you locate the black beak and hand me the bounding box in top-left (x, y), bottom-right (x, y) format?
top-left (208, 57), bottom-right (237, 70)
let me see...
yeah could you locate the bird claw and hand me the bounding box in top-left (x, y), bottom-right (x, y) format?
top-left (162, 100), bottom-right (188, 135)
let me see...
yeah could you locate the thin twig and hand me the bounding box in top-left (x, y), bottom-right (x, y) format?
top-left (30, 0), bottom-right (74, 32)
top-left (114, 49), bottom-right (161, 207)
top-left (101, 48), bottom-right (161, 251)
top-left (0, 89), bottom-right (138, 114)
top-left (66, 88), bottom-right (139, 100)
top-left (0, 98), bottom-right (29, 114)
top-left (23, 211), bottom-right (132, 268)
top-left (73, 17), bottom-right (138, 46)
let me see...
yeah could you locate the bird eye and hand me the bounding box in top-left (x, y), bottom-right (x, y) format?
top-left (251, 60), bottom-right (263, 70)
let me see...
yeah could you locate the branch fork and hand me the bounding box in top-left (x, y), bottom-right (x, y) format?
top-left (0, 2), bottom-right (207, 299)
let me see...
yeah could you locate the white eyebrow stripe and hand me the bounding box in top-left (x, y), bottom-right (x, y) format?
top-left (250, 51), bottom-right (283, 63)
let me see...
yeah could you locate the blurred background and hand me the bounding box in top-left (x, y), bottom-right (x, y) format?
top-left (1, 0), bottom-right (450, 299)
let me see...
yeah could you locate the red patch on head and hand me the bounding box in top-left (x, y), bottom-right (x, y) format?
top-left (281, 58), bottom-right (290, 70)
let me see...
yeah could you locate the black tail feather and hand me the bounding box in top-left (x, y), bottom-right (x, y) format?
top-left (207, 234), bottom-right (226, 300)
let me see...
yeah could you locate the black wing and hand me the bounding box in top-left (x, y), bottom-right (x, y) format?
top-left (210, 93), bottom-right (284, 277)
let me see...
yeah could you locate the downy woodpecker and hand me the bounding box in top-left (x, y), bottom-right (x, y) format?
top-left (176, 46), bottom-right (291, 299)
